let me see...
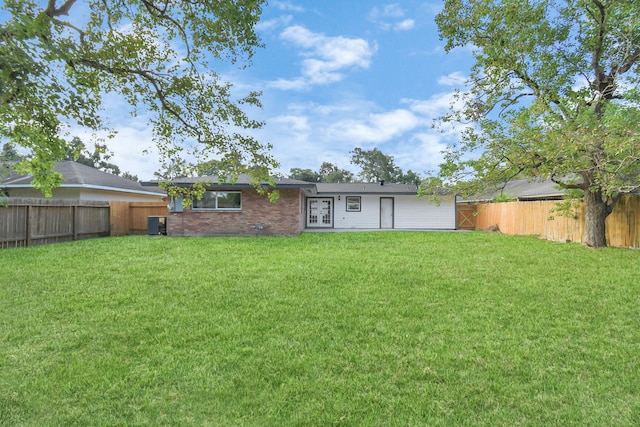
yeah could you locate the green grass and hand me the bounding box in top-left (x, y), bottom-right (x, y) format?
top-left (1, 232), bottom-right (639, 426)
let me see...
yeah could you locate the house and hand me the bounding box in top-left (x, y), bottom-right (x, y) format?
top-left (307, 182), bottom-right (456, 230)
top-left (156, 175), bottom-right (457, 236)
top-left (1, 161), bottom-right (166, 202)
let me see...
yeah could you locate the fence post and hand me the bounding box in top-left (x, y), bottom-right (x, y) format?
top-left (25, 205), bottom-right (30, 247)
top-left (73, 205), bottom-right (77, 241)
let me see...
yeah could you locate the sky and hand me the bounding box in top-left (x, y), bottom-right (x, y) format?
top-left (75, 1), bottom-right (475, 180)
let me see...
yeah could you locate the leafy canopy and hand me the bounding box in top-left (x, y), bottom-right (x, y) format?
top-left (0, 0), bottom-right (276, 196)
top-left (434, 0), bottom-right (640, 201)
top-left (350, 147), bottom-right (422, 184)
top-left (433, 0), bottom-right (640, 246)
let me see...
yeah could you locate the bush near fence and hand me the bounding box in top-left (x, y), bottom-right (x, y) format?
top-left (464, 195), bottom-right (639, 249)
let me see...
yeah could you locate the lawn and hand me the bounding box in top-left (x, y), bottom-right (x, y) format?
top-left (1, 232), bottom-right (639, 426)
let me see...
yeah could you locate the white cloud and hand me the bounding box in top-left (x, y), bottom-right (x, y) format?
top-left (272, 1), bottom-right (305, 12)
top-left (437, 71), bottom-right (468, 87)
top-left (330, 109), bottom-right (423, 144)
top-left (369, 4), bottom-right (415, 32)
top-left (395, 19), bottom-right (415, 31)
top-left (249, 93), bottom-right (467, 177)
top-left (275, 25), bottom-right (376, 89)
top-left (394, 133), bottom-right (448, 173)
top-left (370, 4), bottom-right (405, 20)
top-left (269, 77), bottom-right (308, 90)
top-left (255, 15), bottom-right (293, 32)
top-left (70, 120), bottom-right (159, 180)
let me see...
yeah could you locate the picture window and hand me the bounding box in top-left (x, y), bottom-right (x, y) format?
top-left (192, 191), bottom-right (242, 210)
top-left (346, 196), bottom-right (361, 212)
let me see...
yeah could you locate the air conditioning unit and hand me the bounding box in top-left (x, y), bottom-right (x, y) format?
top-left (147, 216), bottom-right (167, 235)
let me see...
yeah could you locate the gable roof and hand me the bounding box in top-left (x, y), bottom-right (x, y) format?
top-left (315, 182), bottom-right (419, 195)
top-left (148, 175), bottom-right (451, 196)
top-left (1, 161), bottom-right (166, 196)
top-left (148, 173), bottom-right (316, 189)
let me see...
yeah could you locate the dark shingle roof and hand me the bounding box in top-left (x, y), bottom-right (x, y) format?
top-left (315, 182), bottom-right (419, 194)
top-left (152, 173), bottom-right (316, 188)
top-left (465, 177), bottom-right (565, 202)
top-left (1, 161), bottom-right (166, 196)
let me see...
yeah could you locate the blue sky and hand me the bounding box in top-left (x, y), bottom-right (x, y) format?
top-left (75, 1), bottom-right (474, 180)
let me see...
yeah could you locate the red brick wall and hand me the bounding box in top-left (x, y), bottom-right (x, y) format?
top-left (167, 188), bottom-right (305, 236)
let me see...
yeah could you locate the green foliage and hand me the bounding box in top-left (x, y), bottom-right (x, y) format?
top-left (64, 136), bottom-right (122, 175)
top-left (0, 0), bottom-right (276, 196)
top-left (0, 142), bottom-right (25, 161)
top-left (1, 233), bottom-right (639, 425)
top-left (492, 193), bottom-right (517, 203)
top-left (288, 167), bottom-right (321, 182)
top-left (318, 161), bottom-right (354, 183)
top-left (289, 162), bottom-right (354, 183)
top-left (350, 147), bottom-right (423, 184)
top-left (435, 0), bottom-right (640, 246)
top-left (350, 147), bottom-right (404, 183)
top-left (549, 189), bottom-right (585, 220)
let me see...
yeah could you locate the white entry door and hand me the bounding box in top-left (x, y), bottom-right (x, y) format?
top-left (380, 197), bottom-right (394, 229)
top-left (307, 198), bottom-right (333, 228)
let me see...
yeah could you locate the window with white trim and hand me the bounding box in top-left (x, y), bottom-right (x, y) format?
top-left (192, 191), bottom-right (242, 210)
top-left (346, 196), bottom-right (361, 212)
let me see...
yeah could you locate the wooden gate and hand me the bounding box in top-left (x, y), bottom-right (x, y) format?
top-left (456, 204), bottom-right (476, 230)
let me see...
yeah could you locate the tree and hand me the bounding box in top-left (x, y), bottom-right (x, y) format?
top-left (350, 148), bottom-right (403, 183)
top-left (350, 148), bottom-right (421, 184)
top-left (121, 171), bottom-right (139, 182)
top-left (288, 163), bottom-right (354, 183)
top-left (0, 143), bottom-right (25, 162)
top-left (318, 162), bottom-right (354, 183)
top-left (289, 168), bottom-right (321, 182)
top-left (64, 136), bottom-right (121, 175)
top-left (435, 0), bottom-right (640, 247)
top-left (0, 0), bottom-right (276, 197)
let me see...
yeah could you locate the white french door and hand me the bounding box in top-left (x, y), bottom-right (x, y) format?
top-left (307, 198), bottom-right (333, 228)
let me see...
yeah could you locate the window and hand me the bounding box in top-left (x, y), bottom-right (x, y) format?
top-left (192, 191), bottom-right (242, 210)
top-left (346, 196), bottom-right (361, 212)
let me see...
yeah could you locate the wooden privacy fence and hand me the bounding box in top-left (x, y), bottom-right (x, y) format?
top-left (110, 201), bottom-right (167, 235)
top-left (467, 195), bottom-right (640, 249)
top-left (0, 198), bottom-right (110, 249)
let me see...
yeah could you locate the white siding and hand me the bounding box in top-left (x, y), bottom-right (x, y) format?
top-left (394, 196), bottom-right (456, 229)
top-left (321, 194), bottom-right (455, 230)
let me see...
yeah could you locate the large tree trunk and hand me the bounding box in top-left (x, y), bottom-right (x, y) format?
top-left (583, 189), bottom-right (609, 247)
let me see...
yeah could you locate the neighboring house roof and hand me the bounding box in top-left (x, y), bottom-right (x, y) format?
top-left (315, 182), bottom-right (419, 195)
top-left (1, 161), bottom-right (166, 197)
top-left (464, 177), bottom-right (566, 202)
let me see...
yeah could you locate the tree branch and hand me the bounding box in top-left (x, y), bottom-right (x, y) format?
top-left (75, 57), bottom-right (199, 136)
top-left (139, 0), bottom-right (192, 59)
top-left (45, 0), bottom-right (77, 17)
top-left (511, 69), bottom-right (568, 121)
top-left (616, 45), bottom-right (640, 75)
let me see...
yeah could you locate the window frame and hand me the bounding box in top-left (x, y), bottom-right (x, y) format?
top-left (345, 196), bottom-right (361, 212)
top-left (192, 190), bottom-right (242, 211)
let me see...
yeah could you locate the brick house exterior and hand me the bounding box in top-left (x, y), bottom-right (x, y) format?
top-left (168, 187), bottom-right (307, 236)
top-left (158, 175), bottom-right (314, 237)
top-left (145, 174), bottom-right (457, 237)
